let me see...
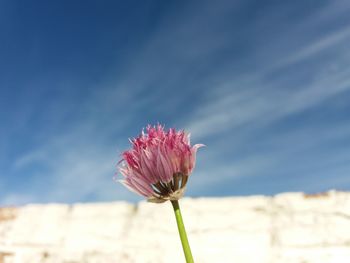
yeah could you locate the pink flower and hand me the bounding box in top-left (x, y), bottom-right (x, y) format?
top-left (116, 124), bottom-right (204, 203)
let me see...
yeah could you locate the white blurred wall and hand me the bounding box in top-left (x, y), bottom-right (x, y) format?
top-left (0, 191), bottom-right (349, 263)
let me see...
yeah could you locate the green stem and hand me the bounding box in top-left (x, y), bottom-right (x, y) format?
top-left (171, 200), bottom-right (194, 263)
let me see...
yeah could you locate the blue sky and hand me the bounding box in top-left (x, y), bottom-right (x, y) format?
top-left (1, 0), bottom-right (350, 205)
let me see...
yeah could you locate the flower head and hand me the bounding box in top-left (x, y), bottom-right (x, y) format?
top-left (116, 124), bottom-right (203, 203)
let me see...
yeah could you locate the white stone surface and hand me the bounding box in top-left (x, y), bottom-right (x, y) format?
top-left (0, 191), bottom-right (349, 262)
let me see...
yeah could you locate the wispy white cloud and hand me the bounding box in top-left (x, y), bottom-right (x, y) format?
top-left (271, 25), bottom-right (350, 70)
top-left (185, 31), bottom-right (350, 140)
top-left (11, 126), bottom-right (137, 204)
top-left (190, 105), bottom-right (350, 194)
top-left (177, 1), bottom-right (350, 193)
top-left (9, 87), bottom-right (150, 204)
